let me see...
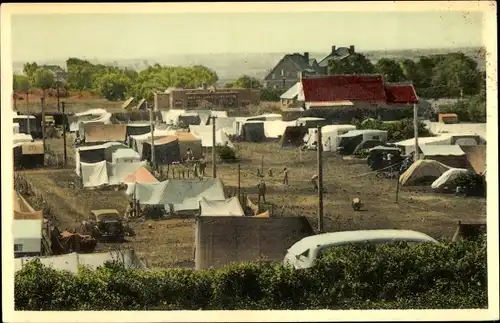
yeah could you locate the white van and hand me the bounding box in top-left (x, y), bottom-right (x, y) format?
top-left (283, 229), bottom-right (439, 270)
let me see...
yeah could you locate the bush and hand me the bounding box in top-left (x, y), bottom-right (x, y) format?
top-left (453, 171), bottom-right (486, 197)
top-left (15, 236), bottom-right (487, 310)
top-left (355, 118), bottom-right (432, 142)
top-left (217, 145), bottom-right (238, 162)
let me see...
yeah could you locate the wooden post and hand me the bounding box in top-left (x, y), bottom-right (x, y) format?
top-left (413, 103), bottom-right (420, 161)
top-left (149, 103), bottom-right (156, 167)
top-left (212, 116), bottom-right (217, 178)
top-left (62, 102), bottom-right (67, 166)
top-left (395, 171), bottom-right (401, 203)
top-left (261, 156), bottom-right (264, 176)
top-left (317, 125), bottom-right (324, 233)
top-left (41, 96), bottom-right (46, 152)
top-left (238, 163), bottom-right (241, 202)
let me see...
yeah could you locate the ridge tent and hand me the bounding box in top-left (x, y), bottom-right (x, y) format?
top-left (280, 126), bottom-right (309, 148)
top-left (263, 120), bottom-right (295, 139)
top-left (142, 136), bottom-right (182, 165)
top-left (399, 159), bottom-right (451, 186)
top-left (431, 168), bottom-right (469, 192)
top-left (130, 128), bottom-right (176, 155)
top-left (111, 148), bottom-right (141, 164)
top-left (420, 145), bottom-right (467, 168)
top-left (337, 129), bottom-right (388, 155)
top-left (75, 142), bottom-right (127, 175)
top-left (124, 167), bottom-right (159, 195)
top-left (161, 109), bottom-right (185, 126)
top-left (132, 178), bottom-right (225, 212)
top-left (80, 160), bottom-right (147, 188)
top-left (176, 132), bottom-right (203, 159)
top-left (240, 121), bottom-right (266, 142)
top-left (189, 125), bottom-right (234, 148)
top-left (83, 123), bottom-right (127, 144)
top-left (199, 196), bottom-right (245, 217)
top-left (305, 124), bottom-right (357, 151)
top-left (126, 122), bottom-right (151, 137)
top-left (207, 117), bottom-right (238, 136)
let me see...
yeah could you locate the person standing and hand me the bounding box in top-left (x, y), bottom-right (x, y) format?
top-left (199, 155), bottom-right (206, 177)
top-left (283, 167), bottom-right (289, 185)
top-left (257, 179), bottom-right (267, 204)
top-left (311, 174), bottom-right (319, 192)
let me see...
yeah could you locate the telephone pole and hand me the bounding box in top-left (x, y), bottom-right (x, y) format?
top-left (317, 125), bottom-right (324, 233)
top-left (211, 116), bottom-right (217, 178)
top-left (41, 96), bottom-right (46, 152)
top-left (61, 101), bottom-right (67, 166)
top-left (148, 102), bottom-right (156, 168)
top-left (56, 76), bottom-right (61, 112)
top-left (413, 102), bottom-right (420, 161)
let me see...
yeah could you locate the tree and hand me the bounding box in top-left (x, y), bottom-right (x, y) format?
top-left (399, 59), bottom-right (421, 85)
top-left (375, 58), bottom-right (406, 82)
top-left (33, 68), bottom-right (56, 93)
top-left (23, 62), bottom-right (39, 83)
top-left (232, 75), bottom-right (262, 89)
top-left (327, 53), bottom-right (376, 75)
top-left (94, 73), bottom-right (131, 101)
top-left (431, 53), bottom-right (482, 97)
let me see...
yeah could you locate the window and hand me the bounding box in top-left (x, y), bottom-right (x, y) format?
top-left (281, 69), bottom-right (285, 77)
top-left (14, 244), bottom-right (23, 252)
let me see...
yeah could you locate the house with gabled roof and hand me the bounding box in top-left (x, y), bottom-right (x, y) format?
top-left (263, 45), bottom-right (356, 89)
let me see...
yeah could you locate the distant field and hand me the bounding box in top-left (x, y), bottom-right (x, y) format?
top-left (18, 139), bottom-right (486, 268)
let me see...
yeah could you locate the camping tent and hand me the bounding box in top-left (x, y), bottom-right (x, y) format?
top-left (305, 125), bottom-right (357, 151)
top-left (13, 191), bottom-right (44, 220)
top-left (75, 142), bottom-right (128, 175)
top-left (126, 123), bottom-right (151, 138)
top-left (130, 128), bottom-right (176, 156)
top-left (14, 141), bottom-right (44, 169)
top-left (296, 117), bottom-right (326, 128)
top-left (240, 121), bottom-right (266, 142)
top-left (399, 159), bottom-right (451, 186)
top-left (395, 134), bottom-right (484, 155)
top-left (420, 145), bottom-right (468, 168)
top-left (13, 133), bottom-right (33, 145)
top-left (280, 126), bottom-right (309, 148)
top-left (263, 120), bottom-right (296, 139)
top-left (199, 196), bottom-right (245, 217)
top-left (111, 148), bottom-right (141, 163)
top-left (207, 117), bottom-right (238, 136)
top-left (189, 125), bottom-right (235, 148)
top-left (431, 168), bottom-right (469, 191)
top-left (461, 145), bottom-right (486, 174)
top-left (161, 109), bottom-right (185, 126)
top-left (13, 115), bottom-right (38, 135)
top-left (178, 112), bottom-right (201, 127)
top-left (124, 167), bottom-right (159, 195)
top-left (337, 129), bottom-right (388, 155)
top-left (132, 178), bottom-right (225, 212)
top-left (141, 136), bottom-right (182, 165)
top-left (80, 160), bottom-right (147, 188)
top-left (82, 124), bottom-right (127, 144)
top-left (176, 132), bottom-right (203, 159)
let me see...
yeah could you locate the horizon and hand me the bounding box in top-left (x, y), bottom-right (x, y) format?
top-left (11, 11), bottom-right (483, 63)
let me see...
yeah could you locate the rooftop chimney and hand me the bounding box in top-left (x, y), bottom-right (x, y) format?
top-left (304, 52), bottom-right (309, 61)
top-left (349, 45), bottom-right (355, 53)
top-left (331, 46), bottom-right (336, 54)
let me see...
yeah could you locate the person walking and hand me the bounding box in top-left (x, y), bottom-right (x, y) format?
top-left (283, 167), bottom-right (289, 185)
top-left (257, 179), bottom-right (267, 204)
top-left (199, 155), bottom-right (206, 177)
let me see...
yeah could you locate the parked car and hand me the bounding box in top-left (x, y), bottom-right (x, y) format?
top-left (283, 229), bottom-right (439, 270)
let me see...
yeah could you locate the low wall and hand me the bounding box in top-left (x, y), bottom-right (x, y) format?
top-left (195, 216), bottom-right (313, 269)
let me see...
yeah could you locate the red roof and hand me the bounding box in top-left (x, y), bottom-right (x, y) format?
top-left (301, 75), bottom-right (387, 103)
top-left (384, 83), bottom-right (418, 104)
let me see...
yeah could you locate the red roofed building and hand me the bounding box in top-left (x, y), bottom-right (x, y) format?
top-left (299, 74), bottom-right (419, 110)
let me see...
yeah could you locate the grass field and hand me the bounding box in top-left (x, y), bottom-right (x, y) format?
top-left (17, 136), bottom-right (487, 268)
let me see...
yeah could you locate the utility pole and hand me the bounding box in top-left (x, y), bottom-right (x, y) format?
top-left (238, 163), bottom-right (241, 203)
top-left (41, 96), bottom-right (46, 152)
top-left (211, 116), bottom-right (217, 178)
top-left (62, 101), bottom-right (67, 166)
top-left (413, 102), bottom-right (420, 161)
top-left (56, 76), bottom-right (61, 112)
top-left (148, 102), bottom-right (156, 168)
top-left (317, 125), bottom-right (324, 233)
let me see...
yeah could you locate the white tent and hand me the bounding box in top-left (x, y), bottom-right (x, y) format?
top-left (13, 133), bottom-right (33, 145)
top-left (305, 125), bottom-right (357, 151)
top-left (431, 168), bottom-right (469, 191)
top-left (129, 128), bottom-right (176, 155)
top-left (211, 117), bottom-right (238, 136)
top-left (199, 196), bottom-right (245, 216)
top-left (111, 148), bottom-right (141, 163)
top-left (247, 113), bottom-right (283, 122)
top-left (80, 160), bottom-right (147, 188)
top-left (189, 125), bottom-right (234, 148)
top-left (161, 109), bottom-right (186, 125)
top-left (263, 120), bottom-right (296, 139)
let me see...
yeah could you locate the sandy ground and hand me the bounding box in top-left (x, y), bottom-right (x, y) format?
top-left (17, 138), bottom-right (487, 268)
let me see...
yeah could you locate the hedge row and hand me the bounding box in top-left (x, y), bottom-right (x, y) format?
top-left (15, 237), bottom-right (487, 310)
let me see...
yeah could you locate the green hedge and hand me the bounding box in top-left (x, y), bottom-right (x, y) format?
top-left (15, 237), bottom-right (487, 310)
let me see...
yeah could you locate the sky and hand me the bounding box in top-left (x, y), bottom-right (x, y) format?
top-left (11, 11), bottom-right (483, 62)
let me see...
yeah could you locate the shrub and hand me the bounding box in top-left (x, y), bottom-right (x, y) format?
top-left (355, 118), bottom-right (432, 142)
top-left (14, 236), bottom-right (487, 310)
top-left (453, 171), bottom-right (486, 197)
top-left (217, 145), bottom-right (238, 162)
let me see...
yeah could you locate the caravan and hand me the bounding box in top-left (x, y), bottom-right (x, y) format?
top-left (305, 125), bottom-right (356, 151)
top-left (337, 129), bottom-right (388, 155)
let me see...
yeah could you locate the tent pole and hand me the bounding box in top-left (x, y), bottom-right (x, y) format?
top-left (317, 125), bottom-right (324, 233)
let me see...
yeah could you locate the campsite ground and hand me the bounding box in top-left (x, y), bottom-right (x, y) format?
top-left (17, 137), bottom-right (487, 268)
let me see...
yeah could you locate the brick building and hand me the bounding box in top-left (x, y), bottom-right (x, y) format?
top-left (154, 86), bottom-right (260, 110)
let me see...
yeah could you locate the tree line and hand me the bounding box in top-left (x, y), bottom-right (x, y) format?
top-left (13, 59), bottom-right (219, 102)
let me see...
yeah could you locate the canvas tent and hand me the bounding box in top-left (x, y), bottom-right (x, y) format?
top-left (13, 115), bottom-right (38, 135)
top-left (395, 134), bottom-right (484, 155)
top-left (296, 117), bottom-right (326, 128)
top-left (82, 123), bottom-right (127, 144)
top-left (199, 196), bottom-right (245, 217)
top-left (129, 128), bottom-right (176, 156)
top-left (461, 145), bottom-right (486, 174)
top-left (142, 136), bottom-right (182, 165)
top-left (178, 112), bottom-right (201, 127)
top-left (72, 112), bottom-right (112, 133)
top-left (280, 126), bottom-right (309, 148)
top-left (305, 125), bottom-right (357, 152)
top-left (132, 178), bottom-right (225, 212)
top-left (161, 109), bottom-right (185, 126)
top-left (207, 117), bottom-right (238, 136)
top-left (280, 81), bottom-right (304, 101)
top-left (75, 142), bottom-right (128, 175)
top-left (111, 148), bottom-right (141, 163)
top-left (189, 125), bottom-right (234, 148)
top-left (431, 168), bottom-right (469, 191)
top-left (14, 191), bottom-right (44, 220)
top-left (176, 132), bottom-right (203, 159)
top-left (124, 167), bottom-right (159, 195)
top-left (337, 129), bottom-right (388, 155)
top-left (13, 133), bottom-right (33, 145)
top-left (126, 123), bottom-right (151, 138)
top-left (14, 141), bottom-right (44, 169)
top-left (240, 121), bottom-right (266, 142)
top-left (263, 120), bottom-right (296, 139)
top-left (399, 159), bottom-right (451, 186)
top-left (80, 160), bottom-right (147, 188)
top-left (420, 145), bottom-right (467, 168)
